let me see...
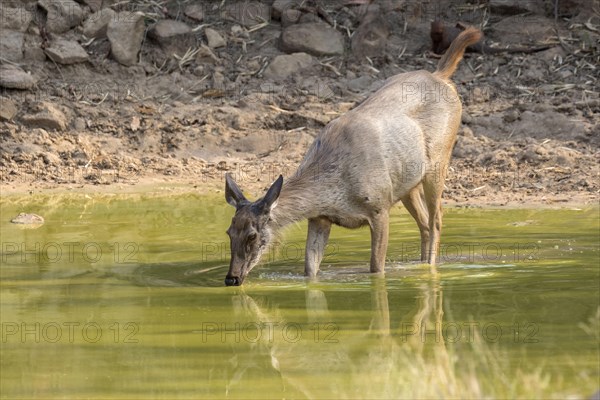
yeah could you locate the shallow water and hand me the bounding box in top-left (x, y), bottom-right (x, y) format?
top-left (1, 194), bottom-right (598, 399)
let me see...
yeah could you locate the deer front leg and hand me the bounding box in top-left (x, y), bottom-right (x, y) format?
top-left (305, 217), bottom-right (332, 278)
top-left (369, 210), bottom-right (389, 273)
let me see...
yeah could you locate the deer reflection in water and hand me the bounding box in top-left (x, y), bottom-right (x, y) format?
top-left (222, 277), bottom-right (458, 399)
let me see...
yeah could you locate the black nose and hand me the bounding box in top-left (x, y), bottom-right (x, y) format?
top-left (224, 276), bottom-right (241, 286)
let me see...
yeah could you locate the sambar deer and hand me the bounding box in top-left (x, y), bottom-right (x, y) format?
top-left (223, 27), bottom-right (482, 286)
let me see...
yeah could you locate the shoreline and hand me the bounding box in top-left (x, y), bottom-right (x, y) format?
top-left (2, 178), bottom-right (597, 210)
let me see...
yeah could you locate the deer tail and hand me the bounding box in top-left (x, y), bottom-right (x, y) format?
top-left (434, 27), bottom-right (482, 80)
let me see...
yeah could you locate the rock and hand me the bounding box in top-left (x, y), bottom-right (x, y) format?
top-left (513, 110), bottom-right (585, 140)
top-left (489, 0), bottom-right (541, 15)
top-left (299, 13), bottom-right (321, 24)
top-left (21, 102), bottom-right (68, 131)
top-left (347, 75), bottom-right (372, 93)
top-left (40, 151), bottom-right (62, 165)
top-left (83, 8), bottom-right (116, 38)
top-left (24, 46), bottom-right (47, 62)
top-left (73, 117), bottom-right (86, 130)
top-left (0, 65), bottom-right (37, 89)
top-left (281, 8), bottom-right (302, 27)
top-left (491, 16), bottom-right (555, 44)
top-left (80, 0), bottom-right (103, 12)
top-left (0, 7), bottom-right (33, 32)
top-left (263, 52), bottom-right (314, 80)
top-left (222, 1), bottom-right (271, 27)
top-left (195, 45), bottom-right (220, 64)
top-left (38, 0), bottom-right (84, 34)
top-left (0, 30), bottom-right (24, 61)
top-left (231, 24), bottom-right (248, 38)
top-left (272, 0), bottom-right (301, 20)
top-left (184, 3), bottom-right (204, 21)
top-left (45, 39), bottom-right (89, 64)
top-left (107, 11), bottom-right (145, 66)
top-left (351, 6), bottom-right (389, 59)
top-left (10, 213), bottom-right (45, 225)
top-left (461, 111), bottom-right (472, 124)
top-left (205, 27), bottom-right (226, 48)
top-left (502, 109), bottom-right (520, 123)
top-left (148, 20), bottom-right (195, 56)
top-left (470, 86), bottom-right (490, 103)
top-left (0, 97), bottom-right (18, 121)
top-left (280, 22), bottom-right (344, 56)
top-left (301, 77), bottom-right (334, 101)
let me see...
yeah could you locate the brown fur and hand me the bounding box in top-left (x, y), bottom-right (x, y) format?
top-left (431, 20), bottom-right (550, 55)
top-left (223, 27), bottom-right (483, 286)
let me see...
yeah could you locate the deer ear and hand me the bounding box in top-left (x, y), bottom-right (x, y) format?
top-left (225, 173), bottom-right (247, 208)
top-left (261, 175), bottom-right (283, 211)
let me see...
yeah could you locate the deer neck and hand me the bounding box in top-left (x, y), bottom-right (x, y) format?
top-left (269, 174), bottom-right (322, 231)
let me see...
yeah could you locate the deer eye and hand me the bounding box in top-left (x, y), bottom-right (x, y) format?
top-left (247, 232), bottom-right (257, 242)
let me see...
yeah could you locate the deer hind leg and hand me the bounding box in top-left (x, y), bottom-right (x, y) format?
top-left (401, 183), bottom-right (430, 262)
top-left (422, 166), bottom-right (448, 269)
top-left (369, 210), bottom-right (390, 273)
top-left (305, 217), bottom-right (332, 278)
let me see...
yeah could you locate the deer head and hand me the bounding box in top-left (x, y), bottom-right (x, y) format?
top-left (224, 173), bottom-right (283, 286)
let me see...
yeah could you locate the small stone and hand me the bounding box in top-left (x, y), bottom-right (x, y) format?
top-left (45, 39), bottom-right (89, 64)
top-left (0, 30), bottom-right (24, 62)
top-left (10, 213), bottom-right (44, 225)
top-left (38, 0), bottom-right (84, 34)
top-left (107, 11), bottom-right (145, 66)
top-left (184, 3), bottom-right (204, 21)
top-left (461, 111), bottom-right (472, 124)
top-left (231, 24), bottom-right (248, 38)
top-left (0, 7), bottom-right (33, 32)
top-left (73, 117), bottom-right (86, 131)
top-left (205, 27), bottom-right (227, 48)
top-left (148, 20), bottom-right (195, 57)
top-left (347, 75), bottom-right (372, 93)
top-left (0, 65), bottom-right (37, 89)
top-left (0, 97), bottom-right (18, 121)
top-left (280, 22), bottom-right (345, 56)
top-left (503, 109), bottom-right (520, 123)
top-left (41, 151), bottom-right (62, 165)
top-left (263, 52), bottom-right (314, 80)
top-left (470, 86), bottom-right (490, 103)
top-left (22, 102), bottom-right (68, 131)
top-left (83, 8), bottom-right (116, 38)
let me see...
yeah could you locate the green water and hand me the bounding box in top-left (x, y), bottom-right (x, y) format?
top-left (1, 193), bottom-right (598, 399)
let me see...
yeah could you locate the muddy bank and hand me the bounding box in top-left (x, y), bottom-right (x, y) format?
top-left (1, 1), bottom-right (598, 207)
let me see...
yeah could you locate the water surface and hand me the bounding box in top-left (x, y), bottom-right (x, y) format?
top-left (1, 194), bottom-right (598, 399)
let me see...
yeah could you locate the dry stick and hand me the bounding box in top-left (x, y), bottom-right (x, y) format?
top-left (554, 0), bottom-right (572, 53)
